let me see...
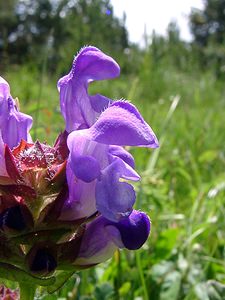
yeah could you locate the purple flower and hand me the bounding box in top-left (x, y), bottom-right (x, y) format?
top-left (74, 210), bottom-right (150, 266)
top-left (58, 46), bottom-right (158, 222)
top-left (0, 76), bottom-right (33, 150)
top-left (0, 46), bottom-right (158, 280)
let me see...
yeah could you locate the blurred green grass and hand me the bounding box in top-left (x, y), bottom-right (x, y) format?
top-left (2, 51), bottom-right (225, 299)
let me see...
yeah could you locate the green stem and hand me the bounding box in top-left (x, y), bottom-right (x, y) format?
top-left (19, 283), bottom-right (36, 300)
top-left (136, 251), bottom-right (149, 300)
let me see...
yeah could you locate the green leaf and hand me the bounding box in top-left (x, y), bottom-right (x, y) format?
top-left (0, 262), bottom-right (55, 287)
top-left (199, 150), bottom-right (218, 163)
top-left (151, 261), bottom-right (175, 280)
top-left (94, 283), bottom-right (114, 300)
top-left (153, 228), bottom-right (180, 261)
top-left (19, 283), bottom-right (36, 300)
top-left (47, 271), bottom-right (75, 294)
top-left (119, 282), bottom-right (131, 297)
top-left (159, 271), bottom-right (182, 300)
top-left (195, 281), bottom-right (225, 300)
top-left (195, 282), bottom-right (210, 300)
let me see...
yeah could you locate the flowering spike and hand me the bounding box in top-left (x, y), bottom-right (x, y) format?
top-left (0, 47), bottom-right (158, 289)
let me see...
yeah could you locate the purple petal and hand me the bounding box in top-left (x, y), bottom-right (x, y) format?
top-left (0, 76), bottom-right (10, 102)
top-left (67, 134), bottom-right (109, 182)
top-left (89, 94), bottom-right (112, 113)
top-left (72, 46), bottom-right (120, 80)
top-left (0, 97), bottom-right (33, 148)
top-left (86, 101), bottom-right (159, 147)
top-left (0, 77), bottom-right (33, 149)
top-left (0, 134), bottom-right (7, 176)
top-left (74, 211), bottom-right (150, 265)
top-left (111, 157), bottom-right (140, 182)
top-left (57, 46), bottom-right (120, 132)
top-left (109, 145), bottom-right (135, 169)
top-left (110, 210), bottom-right (151, 250)
top-left (59, 163), bottom-right (97, 220)
top-left (72, 155), bottom-right (101, 183)
top-left (74, 216), bottom-right (118, 265)
top-left (96, 158), bottom-right (137, 222)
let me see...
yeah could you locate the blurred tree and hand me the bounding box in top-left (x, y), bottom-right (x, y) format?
top-left (53, 0), bottom-right (129, 73)
top-left (190, 0), bottom-right (225, 46)
top-left (0, 1), bottom-right (18, 66)
top-left (0, 0), bottom-right (129, 72)
top-left (190, 0), bottom-right (225, 76)
top-left (166, 21), bottom-right (194, 72)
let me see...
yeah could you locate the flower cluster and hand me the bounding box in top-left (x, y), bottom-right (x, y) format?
top-left (0, 47), bottom-right (158, 282)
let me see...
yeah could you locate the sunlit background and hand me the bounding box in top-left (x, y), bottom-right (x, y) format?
top-left (0, 0), bottom-right (225, 299)
top-left (111, 0), bottom-right (203, 43)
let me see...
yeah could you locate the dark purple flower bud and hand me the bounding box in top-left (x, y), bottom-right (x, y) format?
top-left (0, 206), bottom-right (26, 231)
top-left (29, 247), bottom-right (57, 275)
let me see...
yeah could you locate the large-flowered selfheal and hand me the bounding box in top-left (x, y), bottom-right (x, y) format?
top-left (60, 99), bottom-right (158, 222)
top-left (0, 46), bottom-right (158, 296)
top-left (58, 46), bottom-right (120, 132)
top-left (73, 210), bottom-right (150, 267)
top-left (57, 45), bottom-right (158, 221)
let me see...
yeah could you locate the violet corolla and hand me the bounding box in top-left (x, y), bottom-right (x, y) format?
top-left (0, 46), bottom-right (158, 294)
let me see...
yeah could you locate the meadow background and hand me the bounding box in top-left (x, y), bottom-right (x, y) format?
top-left (1, 0), bottom-right (225, 299)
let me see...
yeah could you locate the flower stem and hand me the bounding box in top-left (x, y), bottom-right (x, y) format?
top-left (19, 283), bottom-right (36, 300)
top-left (136, 251), bottom-right (149, 300)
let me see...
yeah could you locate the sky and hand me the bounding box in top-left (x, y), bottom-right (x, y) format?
top-left (110, 0), bottom-right (204, 44)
